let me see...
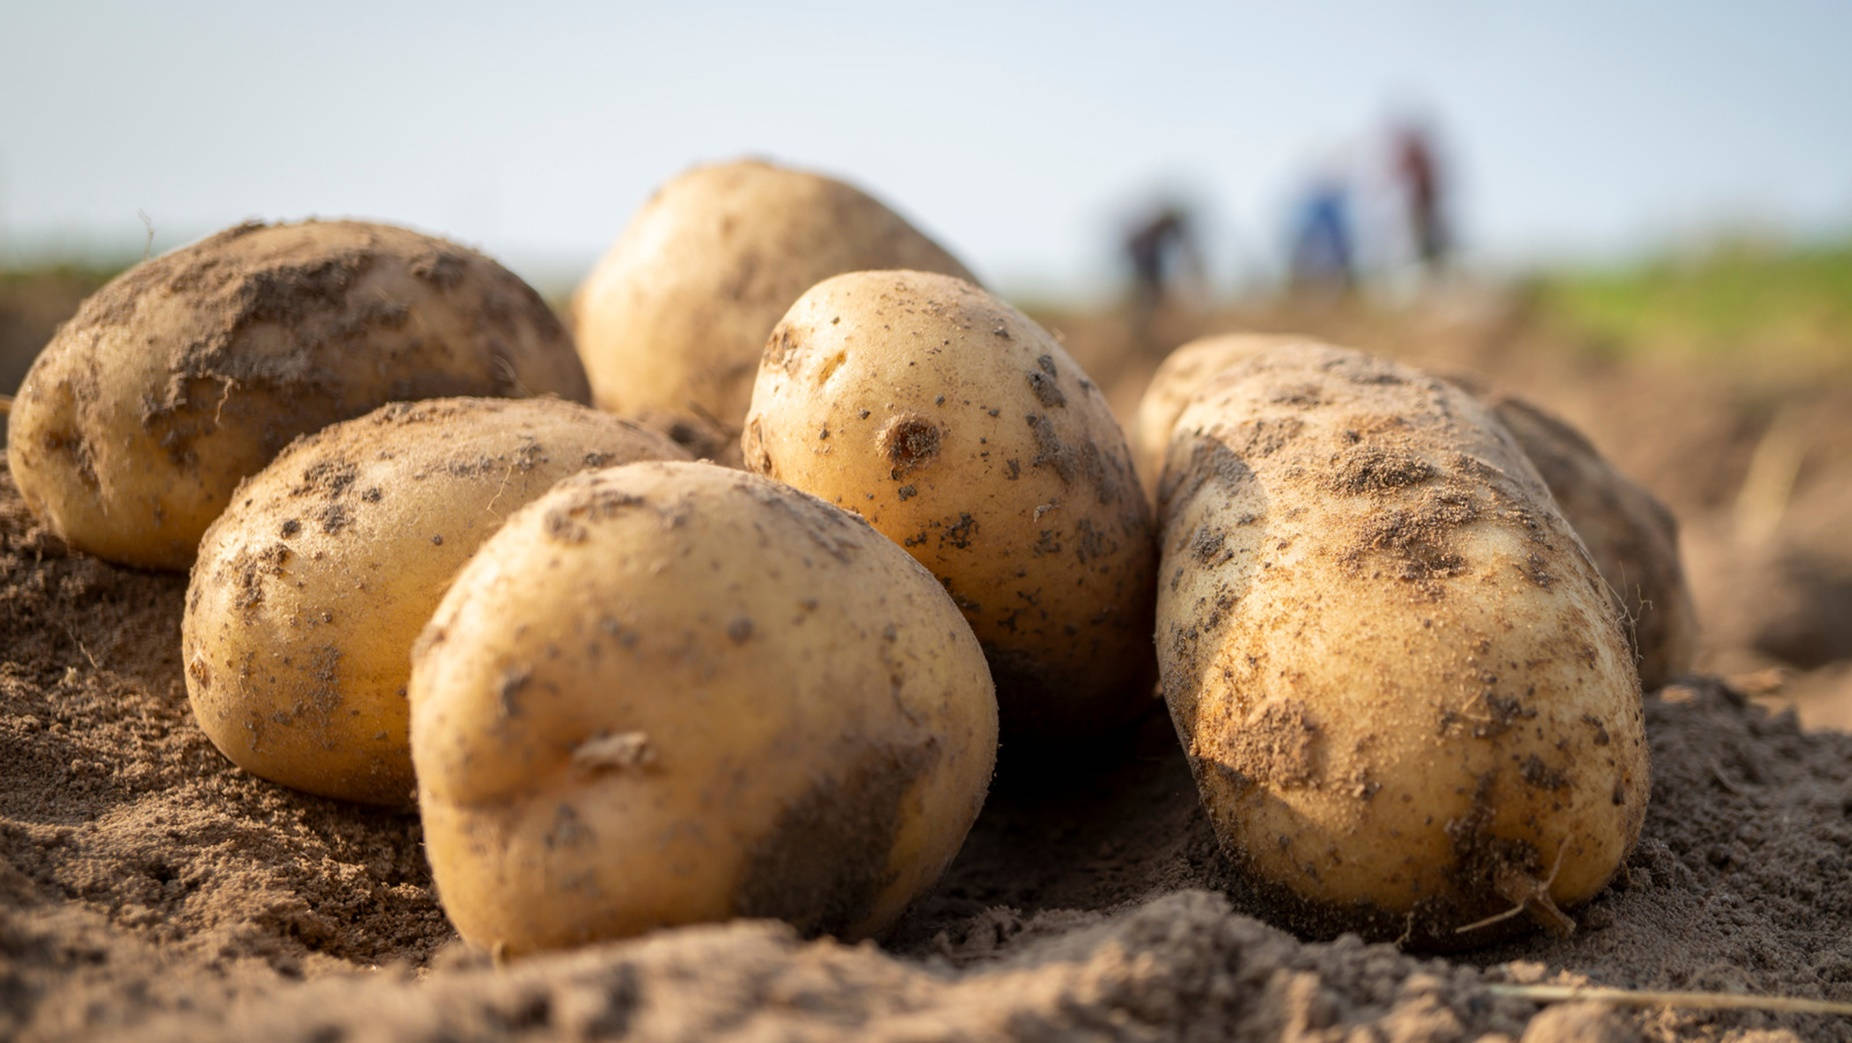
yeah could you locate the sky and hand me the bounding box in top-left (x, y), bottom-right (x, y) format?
top-left (2, 1), bottom-right (1849, 298)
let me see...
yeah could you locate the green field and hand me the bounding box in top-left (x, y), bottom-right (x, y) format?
top-left (1529, 238), bottom-right (1852, 378)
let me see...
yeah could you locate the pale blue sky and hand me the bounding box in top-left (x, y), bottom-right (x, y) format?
top-left (3, 1), bottom-right (1849, 296)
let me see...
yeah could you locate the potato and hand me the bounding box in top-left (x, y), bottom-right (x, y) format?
top-left (572, 159), bottom-right (974, 443)
top-left (743, 270), bottom-right (1157, 743)
top-left (1471, 392), bottom-right (1698, 690)
top-left (6, 219), bottom-right (590, 570)
top-left (411, 462), bottom-right (997, 954)
top-left (1157, 342), bottom-right (1648, 947)
top-left (1136, 333), bottom-right (1698, 690)
top-left (624, 405), bottom-right (740, 467)
top-left (183, 398), bottom-right (685, 805)
top-left (1130, 333), bottom-right (1316, 499)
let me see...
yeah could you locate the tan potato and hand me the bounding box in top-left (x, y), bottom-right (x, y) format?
top-left (183, 398), bottom-right (685, 805)
top-left (6, 219), bottom-right (590, 570)
top-left (411, 462), bottom-right (997, 955)
top-left (1157, 342), bottom-right (1648, 948)
top-left (572, 159), bottom-right (974, 443)
top-left (1130, 333), bottom-right (1317, 498)
top-left (624, 406), bottom-right (741, 467)
top-left (1136, 333), bottom-right (1698, 690)
top-left (1471, 393), bottom-right (1698, 690)
top-left (743, 270), bottom-right (1156, 742)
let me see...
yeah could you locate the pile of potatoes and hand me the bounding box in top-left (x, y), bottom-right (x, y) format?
top-left (4, 158), bottom-right (1696, 956)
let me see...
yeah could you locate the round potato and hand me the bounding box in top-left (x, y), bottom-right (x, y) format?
top-left (1136, 333), bottom-right (1698, 690)
top-left (183, 398), bottom-right (685, 805)
top-left (411, 462), bottom-right (997, 955)
top-left (6, 219), bottom-right (590, 570)
top-left (572, 159), bottom-right (975, 443)
top-left (1158, 342), bottom-right (1648, 948)
top-left (743, 270), bottom-right (1156, 742)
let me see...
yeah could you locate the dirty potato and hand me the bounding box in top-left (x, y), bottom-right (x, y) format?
top-left (6, 219), bottom-right (590, 570)
top-left (743, 270), bottom-right (1157, 743)
top-left (1471, 392), bottom-right (1699, 690)
top-left (411, 462), bottom-right (998, 955)
top-left (1157, 342), bottom-right (1648, 947)
top-left (183, 398), bottom-right (684, 805)
top-left (572, 159), bottom-right (974, 444)
top-left (1137, 333), bottom-right (1697, 690)
top-left (1130, 333), bottom-right (1316, 499)
top-left (623, 406), bottom-right (738, 466)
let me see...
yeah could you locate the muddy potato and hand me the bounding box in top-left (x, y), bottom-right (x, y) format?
top-left (1157, 342), bottom-right (1648, 947)
top-left (1130, 333), bottom-right (1317, 499)
top-left (1137, 333), bottom-right (1698, 690)
top-left (1471, 392), bottom-right (1698, 690)
top-left (743, 270), bottom-right (1157, 743)
top-left (183, 398), bottom-right (685, 805)
top-left (411, 462), bottom-right (997, 954)
top-left (572, 159), bottom-right (975, 443)
top-left (6, 220), bottom-right (590, 570)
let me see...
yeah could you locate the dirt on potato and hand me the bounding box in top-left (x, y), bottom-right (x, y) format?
top-left (3, 221), bottom-right (592, 571)
top-left (32, 220), bottom-right (576, 474)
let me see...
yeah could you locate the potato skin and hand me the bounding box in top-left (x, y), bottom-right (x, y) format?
top-left (6, 220), bottom-right (590, 570)
top-left (1137, 333), bottom-right (1697, 691)
top-left (1157, 343), bottom-right (1648, 947)
top-left (623, 406), bottom-right (741, 467)
top-left (743, 270), bottom-right (1157, 742)
top-left (1131, 333), bottom-right (1316, 500)
top-left (411, 462), bottom-right (997, 955)
top-left (1474, 394), bottom-right (1698, 690)
top-left (572, 159), bottom-right (974, 442)
top-left (183, 398), bottom-right (684, 805)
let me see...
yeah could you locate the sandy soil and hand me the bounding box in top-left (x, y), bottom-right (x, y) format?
top-left (3, 287), bottom-right (1851, 1041)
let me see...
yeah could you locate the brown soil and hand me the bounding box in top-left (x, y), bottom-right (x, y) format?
top-left (1, 467), bottom-right (1849, 1042)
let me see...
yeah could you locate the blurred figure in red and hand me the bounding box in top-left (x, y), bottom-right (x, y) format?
top-left (1122, 201), bottom-right (1202, 345)
top-left (1393, 119), bottom-right (1450, 274)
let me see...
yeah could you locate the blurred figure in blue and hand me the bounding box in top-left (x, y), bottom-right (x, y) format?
top-left (1122, 200), bottom-right (1202, 345)
top-left (1287, 167), bottom-right (1356, 294)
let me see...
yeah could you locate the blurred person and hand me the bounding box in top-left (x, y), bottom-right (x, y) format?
top-left (1287, 167), bottom-right (1356, 294)
top-left (1392, 119), bottom-right (1450, 273)
top-left (1121, 201), bottom-right (1203, 345)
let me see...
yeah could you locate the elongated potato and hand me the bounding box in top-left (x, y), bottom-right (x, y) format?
top-left (572, 159), bottom-right (975, 443)
top-left (1157, 342), bottom-right (1648, 947)
top-left (412, 462), bottom-right (997, 955)
top-left (1472, 393), bottom-right (1698, 690)
top-left (184, 398), bottom-right (685, 805)
top-left (1137, 333), bottom-right (1697, 690)
top-left (6, 219), bottom-right (589, 570)
top-left (1130, 333), bottom-right (1314, 498)
top-left (743, 270), bottom-right (1156, 742)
